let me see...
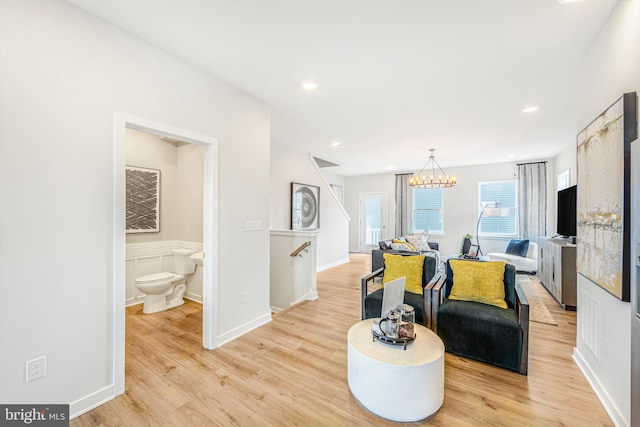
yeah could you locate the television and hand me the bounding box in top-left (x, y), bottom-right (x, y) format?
top-left (556, 185), bottom-right (577, 238)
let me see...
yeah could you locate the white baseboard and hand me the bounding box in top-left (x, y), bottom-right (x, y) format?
top-left (69, 384), bottom-right (115, 420)
top-left (216, 311), bottom-right (272, 347)
top-left (125, 297), bottom-right (144, 307)
top-left (317, 256), bottom-right (350, 272)
top-left (185, 293), bottom-right (203, 303)
top-left (573, 347), bottom-right (627, 427)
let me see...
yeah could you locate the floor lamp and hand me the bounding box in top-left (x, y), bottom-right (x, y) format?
top-left (475, 204), bottom-right (507, 256)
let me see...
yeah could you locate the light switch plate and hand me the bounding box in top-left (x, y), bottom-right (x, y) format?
top-left (244, 220), bottom-right (263, 232)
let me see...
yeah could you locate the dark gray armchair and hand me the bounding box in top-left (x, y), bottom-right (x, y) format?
top-left (361, 253), bottom-right (439, 326)
top-left (428, 259), bottom-right (530, 375)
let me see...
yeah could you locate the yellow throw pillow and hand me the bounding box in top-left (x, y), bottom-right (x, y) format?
top-left (382, 254), bottom-right (425, 294)
top-left (448, 260), bottom-right (507, 309)
top-left (392, 239), bottom-right (416, 251)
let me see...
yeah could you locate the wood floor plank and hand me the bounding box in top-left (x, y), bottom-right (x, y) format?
top-left (71, 254), bottom-right (613, 426)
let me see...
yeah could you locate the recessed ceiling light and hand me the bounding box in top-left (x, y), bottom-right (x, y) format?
top-left (330, 141), bottom-right (341, 148)
top-left (521, 106), bottom-right (540, 113)
top-left (508, 154), bottom-right (516, 159)
top-left (301, 80), bottom-right (319, 91)
top-left (557, 0), bottom-right (578, 4)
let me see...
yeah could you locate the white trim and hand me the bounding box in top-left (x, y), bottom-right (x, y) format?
top-left (216, 313), bottom-right (272, 347)
top-left (113, 112), bottom-right (220, 402)
top-left (309, 153), bottom-right (351, 221)
top-left (317, 256), bottom-right (350, 272)
top-left (126, 240), bottom-right (203, 259)
top-left (69, 384), bottom-right (115, 420)
top-left (202, 136), bottom-right (219, 350)
top-left (270, 229), bottom-right (319, 237)
top-left (573, 348), bottom-right (628, 427)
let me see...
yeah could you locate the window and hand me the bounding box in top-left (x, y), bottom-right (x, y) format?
top-left (413, 187), bottom-right (443, 233)
top-left (478, 181), bottom-right (517, 236)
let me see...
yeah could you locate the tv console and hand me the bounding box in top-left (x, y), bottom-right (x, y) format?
top-left (538, 237), bottom-right (576, 310)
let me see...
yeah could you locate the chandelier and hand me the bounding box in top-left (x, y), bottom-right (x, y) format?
top-left (408, 149), bottom-right (457, 188)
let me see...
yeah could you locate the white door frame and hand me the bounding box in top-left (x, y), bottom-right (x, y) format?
top-left (113, 112), bottom-right (219, 396)
top-left (358, 192), bottom-right (388, 252)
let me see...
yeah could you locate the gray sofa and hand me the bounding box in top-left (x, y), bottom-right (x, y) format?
top-left (371, 239), bottom-right (439, 272)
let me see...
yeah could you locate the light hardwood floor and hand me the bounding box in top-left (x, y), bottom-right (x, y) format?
top-left (72, 254), bottom-right (613, 426)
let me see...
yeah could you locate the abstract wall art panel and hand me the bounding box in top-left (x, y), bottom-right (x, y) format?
top-left (126, 166), bottom-right (160, 233)
top-left (576, 92), bottom-right (637, 301)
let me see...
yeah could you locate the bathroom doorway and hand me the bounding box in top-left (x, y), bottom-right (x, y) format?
top-left (113, 112), bottom-right (219, 396)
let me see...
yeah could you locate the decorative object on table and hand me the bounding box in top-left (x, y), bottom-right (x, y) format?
top-left (577, 92), bottom-right (637, 302)
top-left (467, 244), bottom-right (479, 258)
top-left (397, 304), bottom-right (415, 339)
top-left (372, 305), bottom-right (416, 350)
top-left (459, 233), bottom-right (473, 257)
top-left (475, 202), bottom-right (510, 256)
top-left (290, 182), bottom-right (320, 230)
top-left (408, 149), bottom-right (457, 188)
top-left (126, 166), bottom-right (160, 233)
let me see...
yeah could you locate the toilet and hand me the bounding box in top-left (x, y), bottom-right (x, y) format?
top-left (134, 248), bottom-right (198, 314)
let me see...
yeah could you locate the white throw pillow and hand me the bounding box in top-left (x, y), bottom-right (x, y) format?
top-left (406, 233), bottom-right (432, 251)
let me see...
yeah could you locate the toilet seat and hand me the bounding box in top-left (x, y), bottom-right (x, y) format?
top-left (135, 272), bottom-right (184, 283)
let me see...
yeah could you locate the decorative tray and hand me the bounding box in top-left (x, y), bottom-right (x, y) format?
top-left (371, 330), bottom-right (415, 350)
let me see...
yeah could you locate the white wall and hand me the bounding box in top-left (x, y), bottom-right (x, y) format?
top-left (177, 143), bottom-right (205, 243)
top-left (125, 128), bottom-right (205, 244)
top-left (345, 161), bottom-right (554, 257)
top-left (0, 0), bottom-right (270, 416)
top-left (270, 143), bottom-right (349, 270)
top-left (573, 1), bottom-right (640, 425)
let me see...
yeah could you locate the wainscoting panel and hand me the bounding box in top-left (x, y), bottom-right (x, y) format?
top-left (578, 288), bottom-right (601, 361)
top-left (125, 240), bottom-right (203, 306)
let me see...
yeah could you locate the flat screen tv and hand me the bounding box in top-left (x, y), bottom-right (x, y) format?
top-left (557, 185), bottom-right (577, 238)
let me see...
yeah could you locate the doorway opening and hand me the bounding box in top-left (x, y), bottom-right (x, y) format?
top-left (359, 192), bottom-right (388, 253)
top-left (113, 112), bottom-right (219, 396)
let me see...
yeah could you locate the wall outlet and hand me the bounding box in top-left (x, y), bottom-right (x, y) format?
top-left (26, 356), bottom-right (47, 382)
top-left (603, 338), bottom-right (609, 360)
top-left (241, 291), bottom-right (249, 304)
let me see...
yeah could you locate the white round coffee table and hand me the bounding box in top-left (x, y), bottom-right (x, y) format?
top-left (347, 319), bottom-right (445, 422)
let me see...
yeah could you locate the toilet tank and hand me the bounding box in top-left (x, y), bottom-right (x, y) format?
top-left (172, 248), bottom-right (197, 274)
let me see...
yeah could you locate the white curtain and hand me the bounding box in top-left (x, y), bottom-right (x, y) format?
top-left (395, 173), bottom-right (413, 236)
top-left (517, 162), bottom-right (547, 241)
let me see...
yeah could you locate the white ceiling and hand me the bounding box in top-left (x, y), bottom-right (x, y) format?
top-left (65, 0), bottom-right (618, 176)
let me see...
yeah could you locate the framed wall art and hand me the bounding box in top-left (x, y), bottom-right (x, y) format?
top-left (576, 92), bottom-right (637, 302)
top-left (291, 182), bottom-right (320, 230)
top-left (126, 166), bottom-right (161, 233)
